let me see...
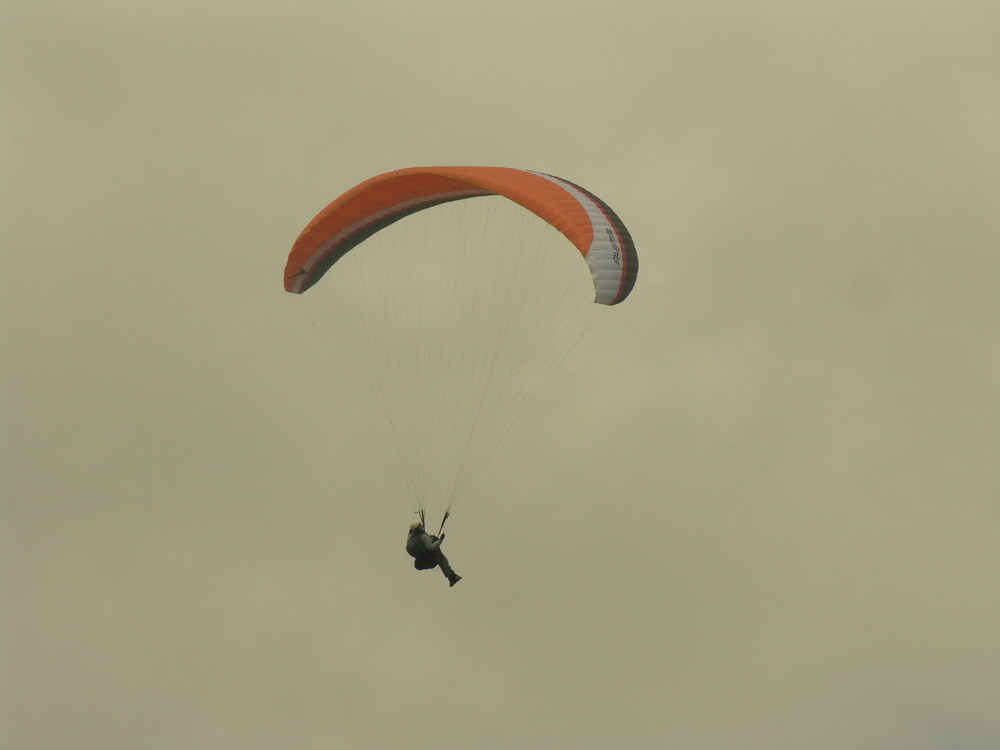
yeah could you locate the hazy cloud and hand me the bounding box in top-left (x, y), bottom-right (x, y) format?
top-left (3, 3), bottom-right (999, 749)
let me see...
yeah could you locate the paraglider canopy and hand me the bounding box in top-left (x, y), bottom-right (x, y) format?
top-left (285, 166), bottom-right (637, 305)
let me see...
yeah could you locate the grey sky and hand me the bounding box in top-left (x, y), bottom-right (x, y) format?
top-left (3, 2), bottom-right (999, 749)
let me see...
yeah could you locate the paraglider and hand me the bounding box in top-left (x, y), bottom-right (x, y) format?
top-left (285, 167), bottom-right (638, 584)
top-left (406, 512), bottom-right (461, 587)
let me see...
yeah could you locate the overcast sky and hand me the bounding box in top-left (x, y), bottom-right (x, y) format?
top-left (3, 2), bottom-right (1000, 749)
